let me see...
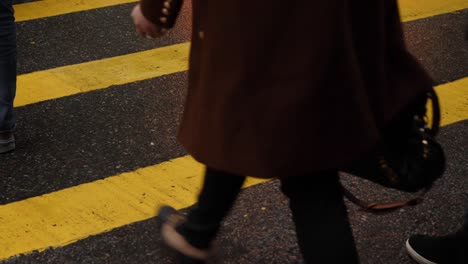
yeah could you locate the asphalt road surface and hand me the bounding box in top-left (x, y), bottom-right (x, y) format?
top-left (1, 1), bottom-right (467, 263)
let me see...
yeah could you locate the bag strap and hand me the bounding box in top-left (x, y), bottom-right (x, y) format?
top-left (341, 186), bottom-right (430, 211)
top-left (426, 90), bottom-right (441, 136)
top-left (342, 90), bottom-right (440, 212)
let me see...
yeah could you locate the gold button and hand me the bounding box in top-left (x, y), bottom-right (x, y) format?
top-left (162, 8), bottom-right (169, 15)
top-left (160, 17), bottom-right (168, 23)
top-left (164, 1), bottom-right (171, 8)
top-left (198, 31), bottom-right (205, 39)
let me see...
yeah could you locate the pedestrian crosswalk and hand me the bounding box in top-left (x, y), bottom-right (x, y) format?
top-left (0, 156), bottom-right (267, 259)
top-left (1, 0), bottom-right (467, 262)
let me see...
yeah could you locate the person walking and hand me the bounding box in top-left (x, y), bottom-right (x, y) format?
top-left (0, 0), bottom-right (17, 154)
top-left (132, 1), bottom-right (434, 263)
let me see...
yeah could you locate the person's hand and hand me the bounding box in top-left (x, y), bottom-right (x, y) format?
top-left (131, 4), bottom-right (167, 39)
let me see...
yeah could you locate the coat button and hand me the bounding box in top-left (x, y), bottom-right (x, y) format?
top-left (164, 1), bottom-right (171, 8)
top-left (162, 8), bottom-right (169, 15)
top-left (198, 31), bottom-right (205, 39)
top-left (160, 17), bottom-right (168, 23)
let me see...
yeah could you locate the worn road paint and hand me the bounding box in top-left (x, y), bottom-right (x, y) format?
top-left (15, 43), bottom-right (190, 107)
top-left (399, 0), bottom-right (468, 22)
top-left (1, 76), bottom-right (467, 260)
top-left (0, 156), bottom-right (267, 260)
top-left (435, 77), bottom-right (468, 126)
top-left (14, 0), bottom-right (137, 22)
top-left (4, 0), bottom-right (467, 261)
top-left (16, 49), bottom-right (467, 125)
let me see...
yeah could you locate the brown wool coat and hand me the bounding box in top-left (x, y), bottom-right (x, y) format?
top-left (140, 0), bottom-right (433, 178)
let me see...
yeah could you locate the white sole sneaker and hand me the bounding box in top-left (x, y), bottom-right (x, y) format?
top-left (406, 239), bottom-right (438, 264)
top-left (161, 223), bottom-right (209, 260)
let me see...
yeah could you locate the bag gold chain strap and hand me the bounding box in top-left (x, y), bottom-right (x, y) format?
top-left (342, 90), bottom-right (443, 212)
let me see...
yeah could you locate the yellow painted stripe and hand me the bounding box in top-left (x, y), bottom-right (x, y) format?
top-left (15, 41), bottom-right (468, 112)
top-left (14, 0), bottom-right (137, 22)
top-left (436, 77), bottom-right (468, 126)
top-left (16, 44), bottom-right (468, 125)
top-left (0, 156), bottom-right (268, 260)
top-left (14, 0), bottom-right (468, 22)
top-left (398, 0), bottom-right (468, 22)
top-left (0, 78), bottom-right (466, 260)
top-left (15, 43), bottom-right (190, 107)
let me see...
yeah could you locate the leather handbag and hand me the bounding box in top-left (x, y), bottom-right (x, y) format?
top-left (341, 90), bottom-right (446, 210)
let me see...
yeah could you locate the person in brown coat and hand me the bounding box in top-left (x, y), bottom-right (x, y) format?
top-left (131, 0), bottom-right (433, 263)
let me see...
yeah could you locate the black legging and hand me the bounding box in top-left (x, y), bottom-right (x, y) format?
top-left (176, 167), bottom-right (359, 264)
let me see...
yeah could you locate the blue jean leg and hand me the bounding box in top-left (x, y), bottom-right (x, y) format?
top-left (0, 0), bottom-right (17, 132)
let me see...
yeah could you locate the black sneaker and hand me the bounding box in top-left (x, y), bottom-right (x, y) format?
top-left (406, 232), bottom-right (467, 264)
top-left (0, 131), bottom-right (15, 154)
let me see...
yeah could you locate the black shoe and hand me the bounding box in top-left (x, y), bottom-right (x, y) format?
top-left (0, 131), bottom-right (15, 154)
top-left (158, 206), bottom-right (210, 264)
top-left (406, 232), bottom-right (467, 264)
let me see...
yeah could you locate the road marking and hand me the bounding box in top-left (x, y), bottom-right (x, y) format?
top-left (15, 42), bottom-right (190, 107)
top-left (1, 76), bottom-right (467, 261)
top-left (15, 40), bottom-right (468, 113)
top-left (7, 0), bottom-right (468, 260)
top-left (436, 77), bottom-right (468, 126)
top-left (399, 0), bottom-right (468, 22)
top-left (14, 0), bottom-right (468, 22)
top-left (0, 156), bottom-right (268, 260)
top-left (14, 0), bottom-right (137, 22)
top-left (16, 44), bottom-right (468, 126)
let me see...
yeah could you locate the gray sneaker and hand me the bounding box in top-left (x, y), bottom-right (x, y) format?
top-left (0, 131), bottom-right (15, 154)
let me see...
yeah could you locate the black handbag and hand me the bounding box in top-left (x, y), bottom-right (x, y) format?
top-left (341, 89), bottom-right (446, 210)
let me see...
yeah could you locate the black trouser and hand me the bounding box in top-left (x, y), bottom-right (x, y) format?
top-left (0, 0), bottom-right (16, 132)
top-left (176, 167), bottom-right (359, 264)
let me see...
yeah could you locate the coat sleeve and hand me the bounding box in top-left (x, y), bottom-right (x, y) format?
top-left (140, 0), bottom-right (184, 29)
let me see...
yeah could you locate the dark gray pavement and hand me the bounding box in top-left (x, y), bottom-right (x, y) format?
top-left (1, 1), bottom-right (467, 263)
top-left (16, 2), bottom-right (192, 73)
top-left (4, 120), bottom-right (467, 264)
top-left (404, 9), bottom-right (468, 84)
